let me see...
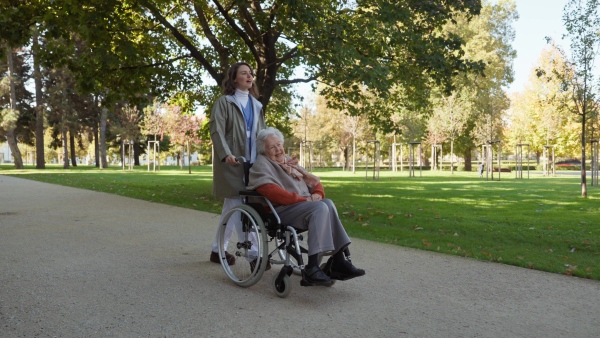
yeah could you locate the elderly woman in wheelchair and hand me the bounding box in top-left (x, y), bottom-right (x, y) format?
top-left (214, 127), bottom-right (364, 297)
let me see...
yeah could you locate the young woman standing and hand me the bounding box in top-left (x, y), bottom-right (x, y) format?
top-left (208, 62), bottom-right (267, 268)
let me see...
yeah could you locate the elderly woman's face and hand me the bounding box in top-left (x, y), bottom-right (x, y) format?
top-left (264, 135), bottom-right (285, 163)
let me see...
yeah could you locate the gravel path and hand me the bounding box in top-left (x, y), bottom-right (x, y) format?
top-left (1, 175), bottom-right (599, 338)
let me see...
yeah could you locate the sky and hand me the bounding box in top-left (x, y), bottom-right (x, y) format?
top-left (509, 0), bottom-right (569, 93)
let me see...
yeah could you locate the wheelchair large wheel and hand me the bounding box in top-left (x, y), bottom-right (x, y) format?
top-left (217, 204), bottom-right (268, 287)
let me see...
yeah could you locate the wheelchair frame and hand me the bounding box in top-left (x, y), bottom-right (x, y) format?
top-left (216, 190), bottom-right (318, 298)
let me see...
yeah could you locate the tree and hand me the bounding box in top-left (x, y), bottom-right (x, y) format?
top-left (45, 65), bottom-right (78, 168)
top-left (507, 47), bottom-right (577, 160)
top-left (1, 45), bottom-right (24, 168)
top-left (161, 103), bottom-right (203, 171)
top-left (112, 104), bottom-right (143, 167)
top-left (34, 0), bottom-right (191, 168)
top-left (1, 43), bottom-right (35, 169)
top-left (51, 0), bottom-right (484, 132)
top-left (31, 27), bottom-right (45, 169)
top-left (295, 92), bottom-right (372, 170)
top-left (141, 99), bottom-right (166, 141)
top-left (1, 1), bottom-right (52, 169)
top-left (557, 0), bottom-right (600, 197)
top-left (427, 90), bottom-right (472, 172)
top-left (437, 0), bottom-right (517, 170)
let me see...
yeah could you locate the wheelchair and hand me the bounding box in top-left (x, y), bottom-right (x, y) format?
top-left (214, 158), bottom-right (351, 298)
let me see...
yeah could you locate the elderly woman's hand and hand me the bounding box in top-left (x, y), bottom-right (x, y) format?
top-left (307, 193), bottom-right (322, 202)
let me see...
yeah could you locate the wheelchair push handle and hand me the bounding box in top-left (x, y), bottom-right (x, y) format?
top-left (235, 156), bottom-right (252, 186)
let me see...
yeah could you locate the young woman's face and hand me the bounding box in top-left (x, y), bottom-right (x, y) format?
top-left (234, 65), bottom-right (254, 92)
top-left (264, 135), bottom-right (286, 164)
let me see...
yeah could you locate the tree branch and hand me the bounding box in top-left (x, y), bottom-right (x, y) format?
top-left (192, 1), bottom-right (230, 67)
top-left (237, 2), bottom-right (262, 43)
top-left (137, 0), bottom-right (221, 83)
top-left (211, 0), bottom-right (259, 61)
top-left (110, 54), bottom-right (193, 71)
top-left (278, 46), bottom-right (299, 64)
top-left (276, 76), bottom-right (316, 86)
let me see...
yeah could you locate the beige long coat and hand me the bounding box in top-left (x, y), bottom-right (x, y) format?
top-left (210, 95), bottom-right (265, 199)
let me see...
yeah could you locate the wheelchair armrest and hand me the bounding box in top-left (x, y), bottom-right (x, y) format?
top-left (239, 189), bottom-right (263, 197)
top-left (238, 189), bottom-right (281, 226)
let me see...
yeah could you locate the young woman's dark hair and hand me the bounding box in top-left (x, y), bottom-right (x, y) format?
top-left (222, 62), bottom-right (260, 98)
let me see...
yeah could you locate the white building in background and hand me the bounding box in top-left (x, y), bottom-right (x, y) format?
top-left (0, 141), bottom-right (12, 164)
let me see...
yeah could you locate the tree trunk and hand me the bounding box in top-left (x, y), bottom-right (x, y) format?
top-left (94, 120), bottom-right (100, 167)
top-left (120, 141), bottom-right (124, 169)
top-left (5, 44), bottom-right (23, 169)
top-left (343, 147), bottom-right (349, 171)
top-left (69, 130), bottom-right (77, 166)
top-left (187, 141), bottom-right (191, 174)
top-left (178, 147), bottom-right (183, 169)
top-left (134, 141), bottom-right (141, 166)
top-left (352, 137), bottom-right (356, 174)
top-left (450, 139), bottom-right (455, 174)
top-left (99, 107), bottom-right (108, 168)
top-left (32, 29), bottom-right (46, 169)
top-left (62, 126), bottom-right (69, 169)
top-left (463, 149), bottom-right (472, 171)
top-left (581, 115), bottom-right (587, 197)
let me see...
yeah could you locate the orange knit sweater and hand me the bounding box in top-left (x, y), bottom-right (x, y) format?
top-left (255, 183), bottom-right (325, 205)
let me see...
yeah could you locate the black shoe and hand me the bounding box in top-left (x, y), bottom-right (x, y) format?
top-left (303, 265), bottom-right (332, 286)
top-left (250, 258), bottom-right (272, 271)
top-left (327, 259), bottom-right (365, 281)
top-left (210, 251), bottom-right (235, 265)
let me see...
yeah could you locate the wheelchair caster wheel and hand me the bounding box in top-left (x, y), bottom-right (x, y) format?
top-left (272, 273), bottom-right (291, 298)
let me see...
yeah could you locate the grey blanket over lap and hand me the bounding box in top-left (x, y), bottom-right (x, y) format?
top-left (246, 154), bottom-right (313, 200)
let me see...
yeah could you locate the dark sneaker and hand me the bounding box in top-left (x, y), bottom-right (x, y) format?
top-left (210, 251), bottom-right (235, 265)
top-left (249, 258), bottom-right (272, 271)
top-left (303, 265), bottom-right (333, 286)
top-left (325, 257), bottom-right (365, 281)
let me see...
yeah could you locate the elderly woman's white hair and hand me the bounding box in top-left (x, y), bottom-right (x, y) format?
top-left (256, 127), bottom-right (285, 154)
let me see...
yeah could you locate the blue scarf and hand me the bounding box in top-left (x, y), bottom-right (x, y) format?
top-left (241, 99), bottom-right (254, 157)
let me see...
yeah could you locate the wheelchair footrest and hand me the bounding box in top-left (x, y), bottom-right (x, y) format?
top-left (300, 279), bottom-right (318, 287)
top-left (300, 278), bottom-right (333, 287)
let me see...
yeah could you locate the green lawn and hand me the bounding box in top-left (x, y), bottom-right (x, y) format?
top-left (2, 164), bottom-right (599, 280)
